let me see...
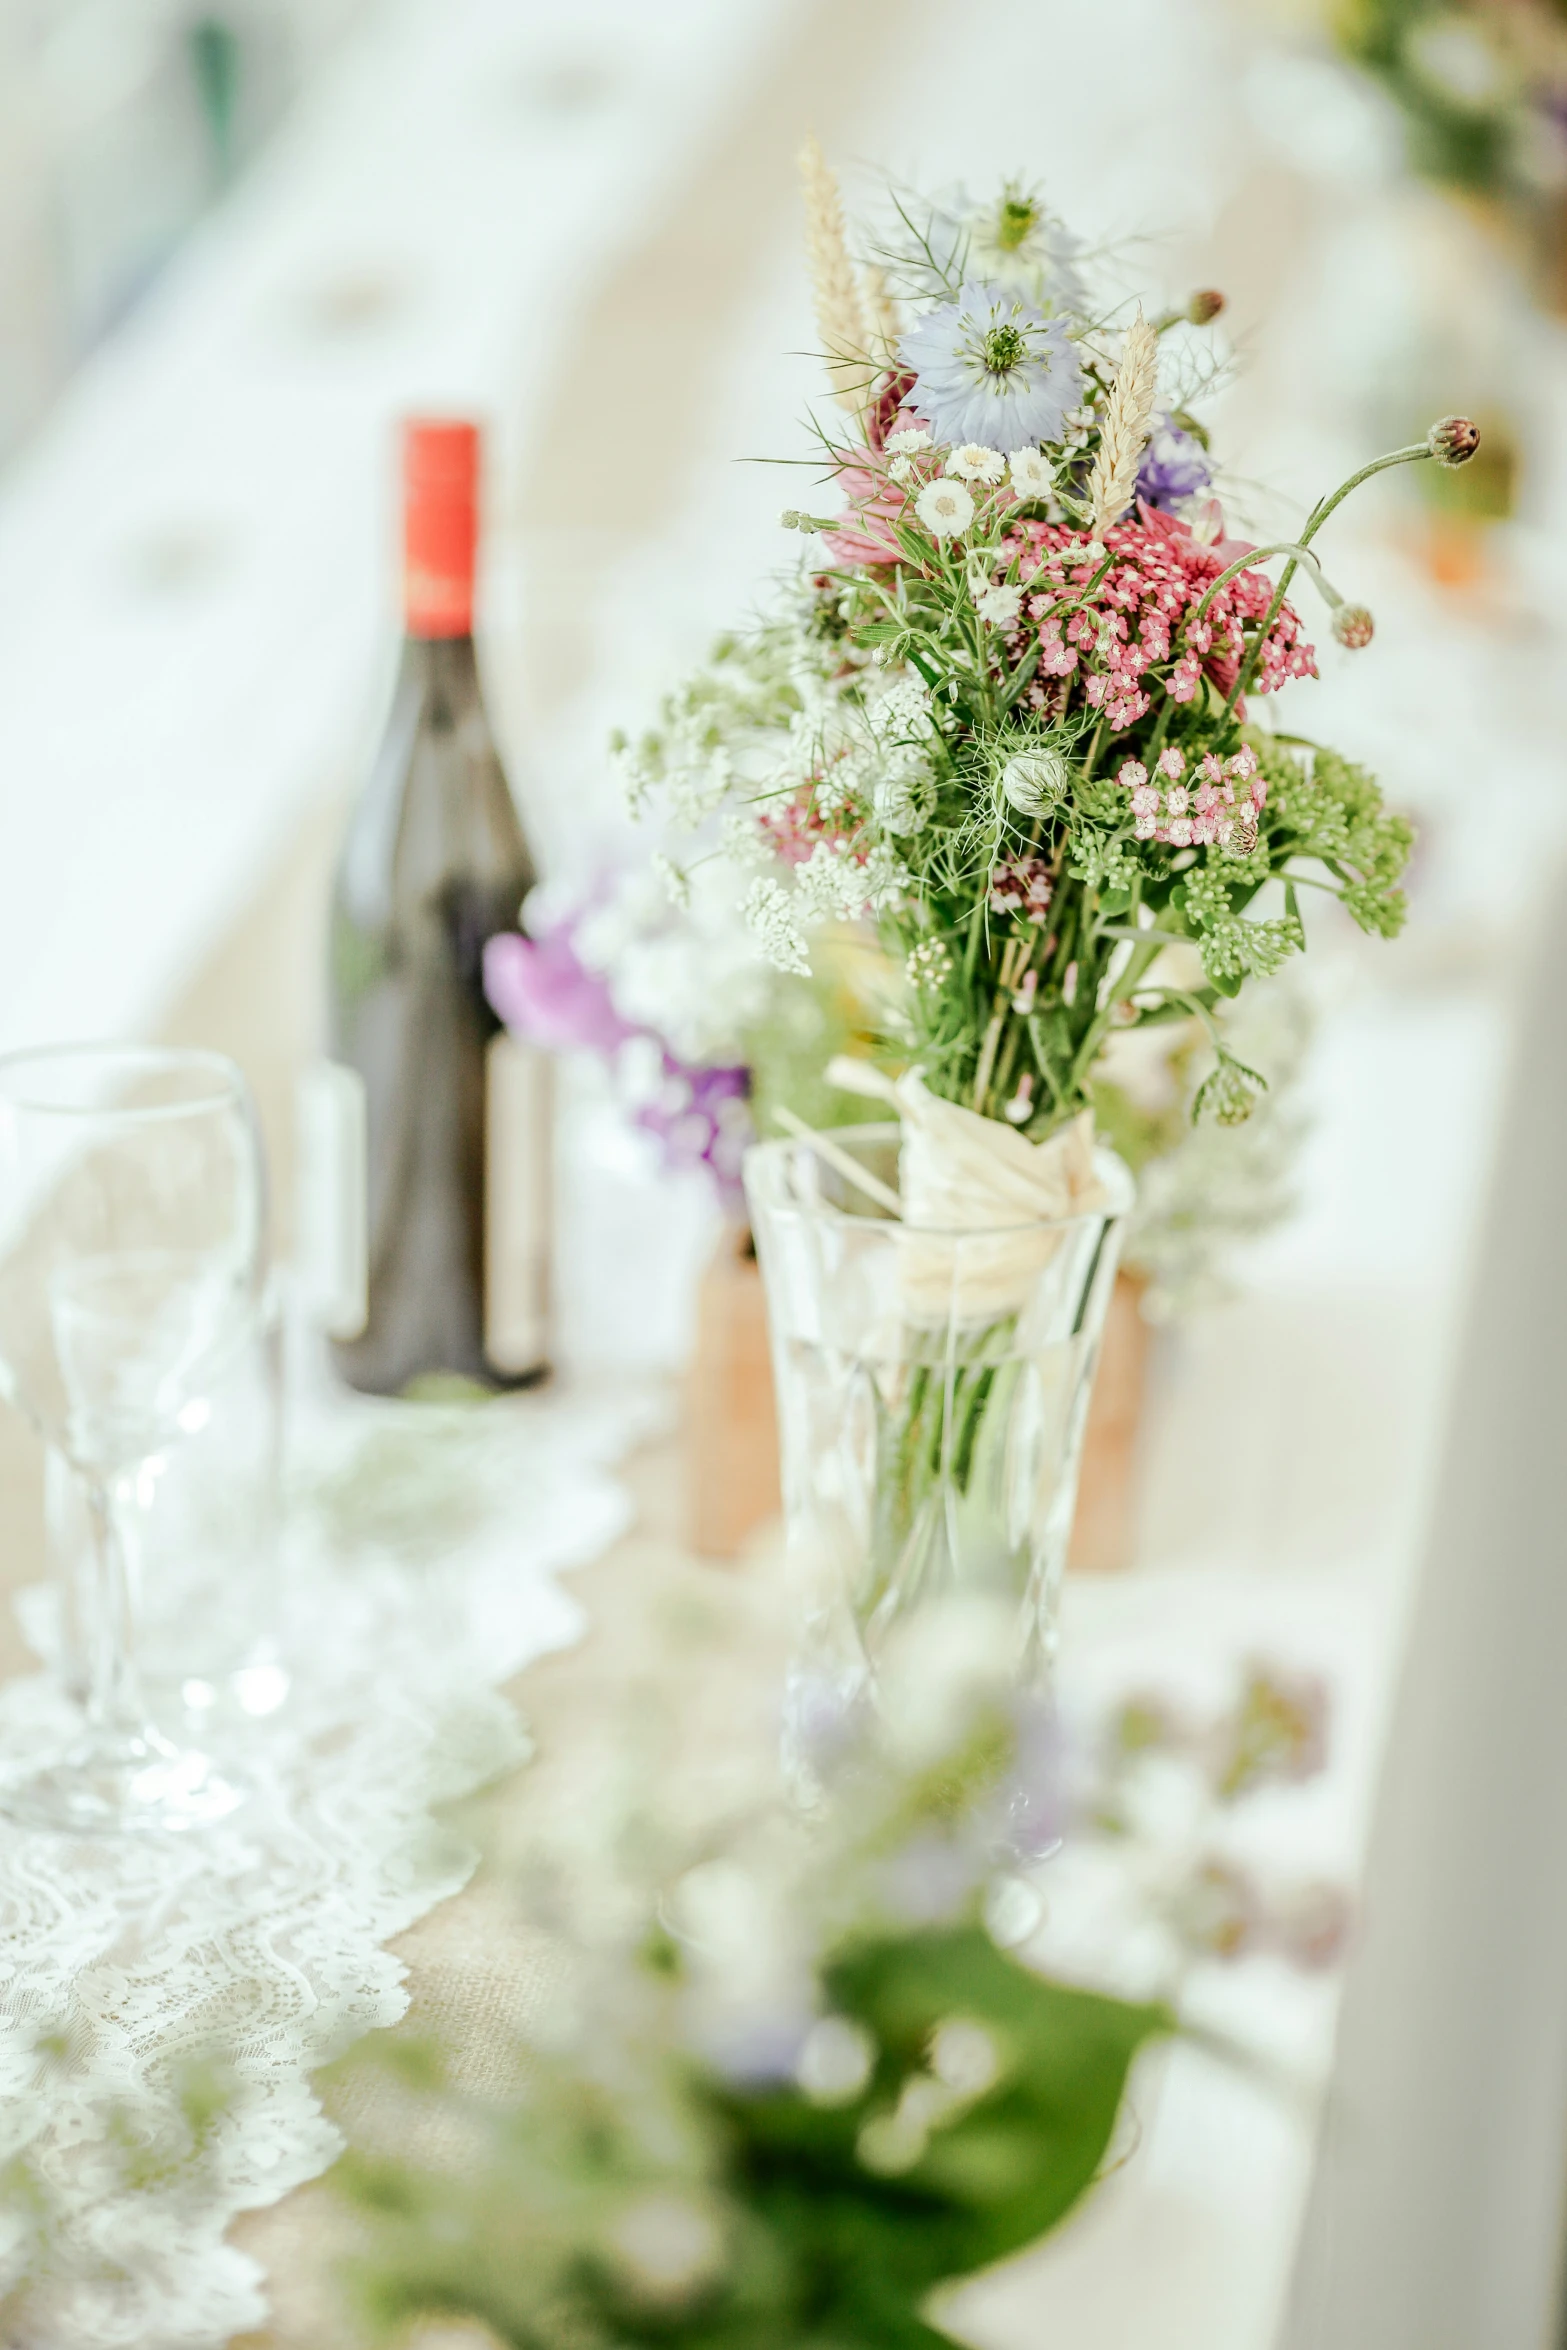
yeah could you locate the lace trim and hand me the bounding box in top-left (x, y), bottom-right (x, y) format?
top-left (0, 1389), bottom-right (648, 2349)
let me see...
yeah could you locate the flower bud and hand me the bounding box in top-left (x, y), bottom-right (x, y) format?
top-left (1187, 289), bottom-right (1226, 326)
top-left (1219, 807), bottom-right (1259, 857)
top-left (1427, 415), bottom-right (1480, 468)
top-left (1331, 602), bottom-right (1375, 650)
top-left (1195, 1061), bottom-right (1260, 1128)
top-left (1000, 749), bottom-right (1069, 816)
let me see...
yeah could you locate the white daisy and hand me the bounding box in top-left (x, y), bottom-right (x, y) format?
top-left (915, 479), bottom-right (975, 538)
top-left (1008, 446), bottom-right (1055, 499)
top-left (947, 442), bottom-right (1006, 484)
top-left (974, 580), bottom-right (1024, 628)
top-left (885, 426), bottom-right (932, 454)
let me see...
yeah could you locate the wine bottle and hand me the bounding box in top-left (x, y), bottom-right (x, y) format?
top-left (324, 417), bottom-right (550, 1395)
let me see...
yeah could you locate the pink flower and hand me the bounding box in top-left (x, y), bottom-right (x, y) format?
top-left (1130, 784), bottom-right (1159, 819)
top-left (990, 858), bottom-right (1055, 922)
top-left (484, 928), bottom-right (633, 1056)
top-left (758, 788), bottom-right (864, 866)
top-left (822, 459), bottom-right (910, 565)
top-left (1156, 746), bottom-right (1186, 779)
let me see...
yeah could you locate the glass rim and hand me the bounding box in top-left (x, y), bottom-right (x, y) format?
top-left (744, 1121), bottom-right (1135, 1238)
top-left (0, 1043), bottom-right (249, 1122)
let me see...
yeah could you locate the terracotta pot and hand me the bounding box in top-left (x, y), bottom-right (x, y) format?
top-left (688, 1224), bottom-right (781, 1558)
top-left (1068, 1268), bottom-right (1153, 1573)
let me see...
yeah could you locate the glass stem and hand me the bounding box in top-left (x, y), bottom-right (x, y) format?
top-left (81, 1471), bottom-right (152, 1747)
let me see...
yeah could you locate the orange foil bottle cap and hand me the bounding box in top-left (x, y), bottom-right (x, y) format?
top-left (402, 416), bottom-right (480, 637)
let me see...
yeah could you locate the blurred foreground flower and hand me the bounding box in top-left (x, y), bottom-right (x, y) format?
top-left (323, 1599), bottom-right (1175, 2350)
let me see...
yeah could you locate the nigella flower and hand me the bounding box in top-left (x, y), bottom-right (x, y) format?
top-left (899, 281), bottom-right (1085, 457)
top-left (1136, 417), bottom-right (1213, 511)
top-left (926, 182), bottom-right (1088, 318)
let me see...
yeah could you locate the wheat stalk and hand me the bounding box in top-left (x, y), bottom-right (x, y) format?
top-left (1085, 311), bottom-right (1159, 535)
top-left (798, 132), bottom-right (872, 424)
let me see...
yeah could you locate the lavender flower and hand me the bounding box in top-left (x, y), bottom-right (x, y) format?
top-left (899, 280), bottom-right (1085, 455)
top-left (1135, 417), bottom-right (1213, 511)
top-left (483, 928), bottom-right (632, 1056)
top-left (484, 907), bottom-right (754, 1211)
top-left (628, 1051), bottom-right (753, 1210)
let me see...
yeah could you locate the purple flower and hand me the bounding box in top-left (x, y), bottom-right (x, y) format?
top-left (1136, 417), bottom-right (1213, 511)
top-left (485, 899), bottom-right (756, 1211)
top-left (633, 1057), bottom-right (753, 1213)
top-left (483, 928), bottom-right (631, 1056)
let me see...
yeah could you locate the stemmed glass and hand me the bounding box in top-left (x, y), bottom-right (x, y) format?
top-left (0, 1045), bottom-right (266, 1833)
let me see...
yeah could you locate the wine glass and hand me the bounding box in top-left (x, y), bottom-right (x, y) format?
top-left (0, 1045), bottom-right (266, 1832)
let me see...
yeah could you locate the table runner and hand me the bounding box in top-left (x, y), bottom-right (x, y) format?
top-left (0, 1388), bottom-right (649, 2350)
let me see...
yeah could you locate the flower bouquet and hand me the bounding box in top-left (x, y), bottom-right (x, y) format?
top-left (624, 153), bottom-right (1469, 1740)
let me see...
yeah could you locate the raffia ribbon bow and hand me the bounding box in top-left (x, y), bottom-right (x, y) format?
top-left (827, 1061), bottom-right (1109, 1323)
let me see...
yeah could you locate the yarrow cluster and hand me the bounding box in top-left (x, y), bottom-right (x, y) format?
top-left (996, 515), bottom-right (1317, 734)
top-left (621, 154), bottom-right (1467, 1140)
top-left (1119, 744), bottom-right (1262, 850)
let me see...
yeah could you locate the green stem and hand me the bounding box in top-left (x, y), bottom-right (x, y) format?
top-left (1224, 443), bottom-right (1432, 718)
top-left (1067, 935), bottom-right (1162, 1096)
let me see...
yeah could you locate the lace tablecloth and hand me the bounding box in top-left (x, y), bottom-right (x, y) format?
top-left (0, 1387), bottom-right (649, 2350)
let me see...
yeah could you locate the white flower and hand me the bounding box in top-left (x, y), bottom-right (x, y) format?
top-left (885, 426), bottom-right (931, 454)
top-left (742, 877), bottom-right (811, 974)
top-left (865, 673), bottom-right (935, 744)
top-left (610, 2193), bottom-right (723, 2300)
top-left (614, 736), bottom-right (655, 817)
top-left (915, 478), bottom-right (975, 538)
top-left (795, 842), bottom-right (869, 923)
top-left (974, 580), bottom-right (1024, 628)
top-left (947, 442), bottom-right (1006, 484)
top-left (874, 763), bottom-right (934, 836)
top-left (929, 2018), bottom-right (1002, 2098)
top-left (889, 455), bottom-right (916, 483)
top-left (718, 810), bottom-right (770, 871)
top-left (796, 2016), bottom-right (875, 2106)
top-left (652, 852), bottom-right (690, 910)
top-left (1008, 446), bottom-right (1055, 498)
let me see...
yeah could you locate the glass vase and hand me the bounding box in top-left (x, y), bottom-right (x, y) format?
top-left (745, 1124), bottom-right (1133, 1778)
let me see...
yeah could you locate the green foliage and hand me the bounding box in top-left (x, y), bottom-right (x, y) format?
top-left (712, 1929), bottom-right (1169, 2318)
top-left (1333, 0), bottom-right (1516, 193)
top-left (329, 1927), bottom-right (1172, 2350)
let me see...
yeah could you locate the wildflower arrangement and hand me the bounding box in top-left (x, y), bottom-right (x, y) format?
top-left (621, 152), bottom-right (1476, 1165)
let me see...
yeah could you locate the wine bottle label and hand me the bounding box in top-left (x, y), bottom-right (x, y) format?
top-left (296, 1061), bottom-right (369, 1340)
top-left (485, 1033), bottom-right (551, 1376)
